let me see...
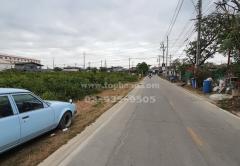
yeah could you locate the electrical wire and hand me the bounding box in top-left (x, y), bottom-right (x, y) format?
top-left (164, 0), bottom-right (185, 39)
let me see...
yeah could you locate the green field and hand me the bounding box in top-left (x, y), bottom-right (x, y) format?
top-left (0, 71), bottom-right (138, 101)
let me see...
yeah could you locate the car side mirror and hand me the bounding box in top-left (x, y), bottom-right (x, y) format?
top-left (69, 99), bottom-right (73, 104)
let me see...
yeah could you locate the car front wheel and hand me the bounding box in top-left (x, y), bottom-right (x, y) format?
top-left (59, 112), bottom-right (72, 129)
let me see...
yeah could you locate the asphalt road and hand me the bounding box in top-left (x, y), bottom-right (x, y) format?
top-left (47, 76), bottom-right (240, 166)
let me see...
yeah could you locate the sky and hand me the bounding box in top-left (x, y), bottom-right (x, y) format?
top-left (0, 0), bottom-right (226, 68)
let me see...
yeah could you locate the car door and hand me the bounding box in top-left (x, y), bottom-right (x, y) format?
top-left (11, 93), bottom-right (54, 142)
top-left (0, 95), bottom-right (21, 153)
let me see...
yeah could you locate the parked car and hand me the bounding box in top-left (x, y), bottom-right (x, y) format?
top-left (0, 88), bottom-right (77, 154)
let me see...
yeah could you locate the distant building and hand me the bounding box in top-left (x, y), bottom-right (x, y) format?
top-left (0, 59), bottom-right (14, 71)
top-left (151, 66), bottom-right (162, 74)
top-left (108, 66), bottom-right (126, 72)
top-left (0, 53), bottom-right (40, 64)
top-left (0, 53), bottom-right (41, 71)
top-left (129, 67), bottom-right (137, 73)
top-left (63, 66), bottom-right (82, 72)
top-left (15, 62), bottom-right (43, 72)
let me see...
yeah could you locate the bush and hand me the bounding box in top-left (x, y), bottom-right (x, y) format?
top-left (0, 71), bottom-right (138, 101)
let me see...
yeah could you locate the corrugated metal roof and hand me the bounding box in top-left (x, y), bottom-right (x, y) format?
top-left (0, 59), bottom-right (11, 64)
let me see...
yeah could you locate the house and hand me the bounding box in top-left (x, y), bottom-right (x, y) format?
top-left (150, 66), bottom-right (162, 74)
top-left (108, 66), bottom-right (126, 72)
top-left (0, 53), bottom-right (42, 71)
top-left (15, 62), bottom-right (43, 72)
top-left (0, 59), bottom-right (14, 71)
top-left (63, 66), bottom-right (82, 72)
top-left (0, 54), bottom-right (40, 64)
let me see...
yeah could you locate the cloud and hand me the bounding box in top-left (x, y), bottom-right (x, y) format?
top-left (0, 0), bottom-right (217, 68)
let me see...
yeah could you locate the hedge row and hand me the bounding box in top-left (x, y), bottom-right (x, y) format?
top-left (0, 71), bottom-right (138, 101)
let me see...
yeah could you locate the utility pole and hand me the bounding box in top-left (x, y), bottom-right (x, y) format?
top-left (160, 42), bottom-right (166, 66)
top-left (196, 0), bottom-right (202, 69)
top-left (170, 54), bottom-right (172, 66)
top-left (101, 60), bottom-right (102, 68)
top-left (83, 52), bottom-right (86, 69)
top-left (166, 36), bottom-right (169, 67)
top-left (52, 57), bottom-right (55, 69)
top-left (158, 55), bottom-right (161, 68)
top-left (104, 59), bottom-right (107, 68)
top-left (129, 58), bottom-right (131, 73)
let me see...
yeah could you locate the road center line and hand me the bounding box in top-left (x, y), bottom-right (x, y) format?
top-left (187, 127), bottom-right (204, 147)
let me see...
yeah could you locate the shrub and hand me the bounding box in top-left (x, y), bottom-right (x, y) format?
top-left (0, 71), bottom-right (138, 101)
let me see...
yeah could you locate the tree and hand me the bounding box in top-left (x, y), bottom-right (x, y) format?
top-left (172, 58), bottom-right (191, 73)
top-left (216, 0), bottom-right (240, 13)
top-left (171, 58), bottom-right (182, 71)
top-left (53, 67), bottom-right (63, 71)
top-left (136, 62), bottom-right (149, 75)
top-left (99, 67), bottom-right (107, 72)
top-left (215, 0), bottom-right (240, 64)
top-left (185, 14), bottom-right (222, 66)
top-left (171, 58), bottom-right (193, 81)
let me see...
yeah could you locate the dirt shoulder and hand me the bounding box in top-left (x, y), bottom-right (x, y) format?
top-left (175, 82), bottom-right (240, 117)
top-left (0, 82), bottom-right (138, 166)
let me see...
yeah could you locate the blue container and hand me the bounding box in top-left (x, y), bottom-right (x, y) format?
top-left (191, 78), bottom-right (196, 88)
top-left (203, 80), bottom-right (212, 93)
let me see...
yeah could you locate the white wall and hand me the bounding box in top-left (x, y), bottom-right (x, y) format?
top-left (63, 69), bottom-right (79, 72)
top-left (0, 63), bottom-right (14, 71)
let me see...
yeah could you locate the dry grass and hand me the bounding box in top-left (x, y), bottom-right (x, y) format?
top-left (0, 82), bottom-right (137, 166)
top-left (217, 97), bottom-right (240, 115)
top-left (181, 84), bottom-right (240, 116)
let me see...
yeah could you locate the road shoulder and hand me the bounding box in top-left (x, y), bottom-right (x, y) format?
top-left (39, 83), bottom-right (142, 166)
top-left (158, 77), bottom-right (240, 120)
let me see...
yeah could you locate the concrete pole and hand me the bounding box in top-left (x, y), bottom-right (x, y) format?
top-left (196, 0), bottom-right (202, 69)
top-left (166, 36), bottom-right (169, 67)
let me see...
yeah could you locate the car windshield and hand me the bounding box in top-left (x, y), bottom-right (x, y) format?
top-left (12, 94), bottom-right (44, 113)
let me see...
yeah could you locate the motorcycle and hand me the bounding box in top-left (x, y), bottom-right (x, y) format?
top-left (148, 74), bottom-right (152, 79)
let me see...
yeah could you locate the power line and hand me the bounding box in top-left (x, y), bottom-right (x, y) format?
top-left (169, 0), bottom-right (197, 57)
top-left (172, 28), bottom-right (196, 59)
top-left (171, 0), bottom-right (217, 63)
top-left (164, 0), bottom-right (185, 39)
top-left (171, 0), bottom-right (207, 62)
top-left (162, 0), bottom-right (186, 66)
top-left (203, 0), bottom-right (216, 15)
top-left (171, 24), bottom-right (195, 54)
top-left (190, 0), bottom-right (198, 13)
top-left (169, 17), bottom-right (195, 50)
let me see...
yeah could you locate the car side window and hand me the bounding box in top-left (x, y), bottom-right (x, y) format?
top-left (0, 96), bottom-right (14, 118)
top-left (13, 94), bottom-right (44, 113)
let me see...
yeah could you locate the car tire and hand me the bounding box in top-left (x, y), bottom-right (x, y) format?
top-left (59, 112), bottom-right (72, 130)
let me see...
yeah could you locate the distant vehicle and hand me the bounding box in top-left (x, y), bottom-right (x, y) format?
top-left (148, 72), bottom-right (152, 79)
top-left (0, 88), bottom-right (77, 154)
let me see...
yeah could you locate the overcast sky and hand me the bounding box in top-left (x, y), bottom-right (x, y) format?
top-left (0, 0), bottom-right (225, 68)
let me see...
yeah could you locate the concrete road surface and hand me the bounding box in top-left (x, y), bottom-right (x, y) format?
top-left (41, 76), bottom-right (240, 166)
